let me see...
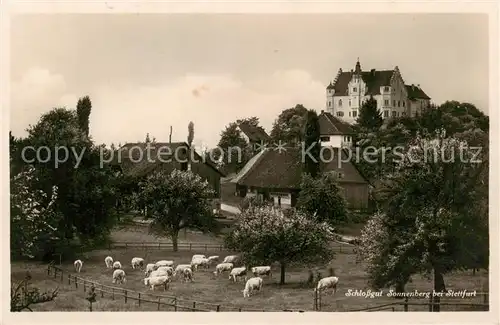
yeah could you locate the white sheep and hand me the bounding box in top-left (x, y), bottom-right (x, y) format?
top-left (182, 268), bottom-right (194, 282)
top-left (145, 263), bottom-right (156, 276)
top-left (222, 255), bottom-right (238, 264)
top-left (229, 266), bottom-right (247, 282)
top-left (131, 257), bottom-right (144, 269)
top-left (112, 261), bottom-right (122, 270)
top-left (251, 266), bottom-right (272, 278)
top-left (144, 275), bottom-right (171, 291)
top-left (213, 262), bottom-right (233, 276)
top-left (104, 256), bottom-right (113, 268)
top-left (112, 269), bottom-right (126, 284)
top-left (74, 259), bottom-right (83, 273)
top-left (191, 257), bottom-right (210, 271)
top-left (242, 277), bottom-right (263, 297)
top-left (207, 256), bottom-right (220, 265)
top-left (156, 266), bottom-right (174, 276)
top-left (191, 254), bottom-right (206, 262)
top-left (148, 269), bottom-right (169, 279)
top-left (173, 264), bottom-right (192, 277)
top-left (315, 276), bottom-right (339, 295)
top-left (154, 260), bottom-right (174, 270)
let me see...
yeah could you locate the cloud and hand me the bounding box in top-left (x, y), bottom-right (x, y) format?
top-left (89, 70), bottom-right (326, 148)
top-left (10, 68), bottom-right (77, 136)
top-left (11, 68), bottom-right (326, 148)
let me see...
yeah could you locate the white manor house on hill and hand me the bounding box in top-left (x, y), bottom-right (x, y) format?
top-left (326, 59), bottom-right (431, 124)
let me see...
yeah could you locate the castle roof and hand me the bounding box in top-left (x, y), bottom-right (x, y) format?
top-left (328, 61), bottom-right (430, 100)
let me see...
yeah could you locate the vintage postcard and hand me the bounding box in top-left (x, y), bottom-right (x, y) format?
top-left (2, 2), bottom-right (498, 325)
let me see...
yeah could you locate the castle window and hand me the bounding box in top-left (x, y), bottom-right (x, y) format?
top-left (402, 101), bottom-right (405, 107)
top-left (336, 111), bottom-right (344, 117)
top-left (392, 111), bottom-right (397, 117)
top-left (349, 111), bottom-right (351, 117)
top-left (353, 87), bottom-right (357, 92)
top-left (349, 99), bottom-right (351, 107)
top-left (328, 101), bottom-right (331, 107)
top-left (320, 136), bottom-right (330, 142)
top-left (402, 112), bottom-right (406, 116)
top-left (398, 100), bottom-right (401, 107)
top-left (384, 86), bottom-right (389, 92)
top-left (384, 110), bottom-right (389, 117)
top-left (352, 111), bottom-right (357, 118)
top-left (339, 99), bottom-right (343, 107)
top-left (384, 99), bottom-right (389, 106)
top-left (393, 100), bottom-right (396, 106)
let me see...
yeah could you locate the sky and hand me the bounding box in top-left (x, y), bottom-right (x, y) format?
top-left (10, 13), bottom-right (489, 149)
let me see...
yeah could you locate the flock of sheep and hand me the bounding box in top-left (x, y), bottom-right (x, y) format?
top-left (72, 254), bottom-right (339, 300)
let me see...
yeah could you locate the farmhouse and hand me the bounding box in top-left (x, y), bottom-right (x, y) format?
top-left (114, 142), bottom-right (225, 198)
top-left (231, 147), bottom-right (369, 210)
top-left (318, 110), bottom-right (355, 148)
top-left (326, 59), bottom-right (431, 123)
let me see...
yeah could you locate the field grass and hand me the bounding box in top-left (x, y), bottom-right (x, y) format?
top-left (11, 246), bottom-right (488, 312)
top-left (10, 224), bottom-right (489, 312)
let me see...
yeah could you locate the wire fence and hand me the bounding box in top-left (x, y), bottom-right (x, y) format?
top-left (108, 240), bottom-right (356, 254)
top-left (46, 264), bottom-right (306, 312)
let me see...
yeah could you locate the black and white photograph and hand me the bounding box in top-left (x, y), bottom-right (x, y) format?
top-left (3, 3), bottom-right (497, 323)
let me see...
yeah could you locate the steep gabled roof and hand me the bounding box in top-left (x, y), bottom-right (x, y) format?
top-left (234, 147), bottom-right (369, 189)
top-left (318, 111), bottom-right (355, 135)
top-left (237, 121), bottom-right (271, 143)
top-left (405, 84), bottom-right (431, 100)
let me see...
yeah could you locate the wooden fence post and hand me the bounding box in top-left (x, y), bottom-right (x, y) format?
top-left (112, 287), bottom-right (115, 300)
top-left (157, 297), bottom-right (161, 311)
top-left (75, 278), bottom-right (78, 289)
top-left (47, 265), bottom-right (50, 276)
top-left (205, 244), bottom-right (208, 251)
top-left (220, 245), bottom-right (222, 251)
top-left (238, 307), bottom-right (242, 312)
top-left (68, 274), bottom-right (71, 285)
top-left (428, 295), bottom-right (433, 312)
top-left (173, 298), bottom-right (177, 311)
top-left (404, 297), bottom-right (408, 311)
top-left (138, 293), bottom-right (141, 306)
top-left (125, 243), bottom-right (128, 250)
top-left (189, 243), bottom-right (192, 250)
top-left (83, 279), bottom-right (86, 292)
top-left (125, 290), bottom-right (128, 303)
top-left (216, 305), bottom-right (220, 312)
top-left (192, 302), bottom-right (196, 310)
top-left (158, 242), bottom-right (161, 250)
top-left (101, 284), bottom-right (104, 298)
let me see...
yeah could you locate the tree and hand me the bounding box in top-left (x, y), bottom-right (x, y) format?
top-left (138, 169), bottom-right (219, 251)
top-left (270, 104), bottom-right (308, 145)
top-left (302, 109), bottom-right (321, 177)
top-left (187, 121), bottom-right (194, 146)
top-left (76, 96), bottom-right (92, 137)
top-left (296, 173), bottom-right (348, 226)
top-left (356, 96), bottom-right (383, 131)
top-left (224, 206), bottom-right (335, 284)
top-left (10, 166), bottom-right (61, 260)
top-left (236, 116), bottom-right (260, 128)
top-left (11, 272), bottom-right (59, 312)
top-left (358, 131), bottom-right (488, 311)
top-left (22, 107), bottom-right (118, 257)
top-left (215, 122), bottom-right (250, 174)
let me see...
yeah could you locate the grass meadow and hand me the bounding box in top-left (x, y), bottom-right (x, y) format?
top-left (11, 225), bottom-right (489, 312)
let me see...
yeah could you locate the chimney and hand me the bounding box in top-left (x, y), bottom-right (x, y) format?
top-left (169, 126), bottom-right (172, 143)
top-left (417, 84), bottom-right (420, 88)
top-left (321, 110), bottom-right (324, 114)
